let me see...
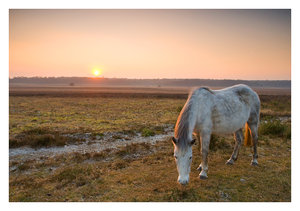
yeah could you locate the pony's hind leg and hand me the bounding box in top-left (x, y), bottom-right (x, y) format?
top-left (226, 129), bottom-right (243, 165)
top-left (249, 123), bottom-right (259, 166)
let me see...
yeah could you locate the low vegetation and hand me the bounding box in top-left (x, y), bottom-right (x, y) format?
top-left (259, 120), bottom-right (291, 139)
top-left (141, 128), bottom-right (155, 137)
top-left (9, 134), bottom-right (291, 202)
top-left (9, 127), bottom-right (84, 148)
top-left (9, 96), bottom-right (182, 146)
top-left (9, 91), bottom-right (291, 202)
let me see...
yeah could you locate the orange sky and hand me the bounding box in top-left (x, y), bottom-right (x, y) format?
top-left (9, 9), bottom-right (291, 80)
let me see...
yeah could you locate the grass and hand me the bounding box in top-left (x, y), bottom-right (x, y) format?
top-left (9, 127), bottom-right (84, 148)
top-left (209, 134), bottom-right (232, 151)
top-left (259, 120), bottom-right (291, 139)
top-left (259, 95), bottom-right (291, 118)
top-left (9, 97), bottom-right (183, 147)
top-left (9, 91), bottom-right (291, 202)
top-left (9, 135), bottom-right (291, 202)
top-left (141, 128), bottom-right (155, 137)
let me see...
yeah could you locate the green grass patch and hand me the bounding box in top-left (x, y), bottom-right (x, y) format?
top-left (141, 128), bottom-right (155, 137)
top-left (259, 120), bottom-right (291, 139)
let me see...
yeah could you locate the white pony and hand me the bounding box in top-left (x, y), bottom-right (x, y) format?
top-left (172, 84), bottom-right (260, 185)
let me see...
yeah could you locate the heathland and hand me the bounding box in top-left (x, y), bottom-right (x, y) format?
top-left (9, 85), bottom-right (291, 202)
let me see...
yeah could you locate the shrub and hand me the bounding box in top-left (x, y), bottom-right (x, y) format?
top-left (259, 120), bottom-right (290, 139)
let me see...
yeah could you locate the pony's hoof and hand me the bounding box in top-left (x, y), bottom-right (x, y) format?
top-left (226, 159), bottom-right (234, 165)
top-left (199, 170), bottom-right (208, 180)
top-left (197, 166), bottom-right (202, 171)
top-left (199, 175), bottom-right (208, 180)
top-left (251, 161), bottom-right (258, 166)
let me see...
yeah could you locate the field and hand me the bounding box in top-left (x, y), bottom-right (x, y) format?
top-left (9, 86), bottom-right (291, 202)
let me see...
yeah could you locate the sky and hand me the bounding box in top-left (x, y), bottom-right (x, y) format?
top-left (9, 9), bottom-right (291, 80)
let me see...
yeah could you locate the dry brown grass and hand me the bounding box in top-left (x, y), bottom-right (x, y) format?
top-left (9, 88), bottom-right (291, 202)
top-left (9, 134), bottom-right (290, 202)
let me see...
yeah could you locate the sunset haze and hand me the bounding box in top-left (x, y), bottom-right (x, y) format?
top-left (9, 9), bottom-right (291, 80)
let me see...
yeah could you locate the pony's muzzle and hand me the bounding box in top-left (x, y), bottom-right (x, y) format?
top-left (178, 177), bottom-right (189, 185)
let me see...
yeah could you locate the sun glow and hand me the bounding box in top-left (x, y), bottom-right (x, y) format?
top-left (93, 69), bottom-right (102, 77)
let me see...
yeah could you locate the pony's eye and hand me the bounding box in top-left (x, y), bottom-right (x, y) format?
top-left (174, 156), bottom-right (178, 159)
top-left (189, 156), bottom-right (192, 160)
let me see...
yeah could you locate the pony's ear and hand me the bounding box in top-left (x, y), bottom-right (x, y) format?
top-left (190, 139), bottom-right (196, 145)
top-left (172, 137), bottom-right (178, 145)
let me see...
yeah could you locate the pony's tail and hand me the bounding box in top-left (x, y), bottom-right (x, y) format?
top-left (244, 122), bottom-right (253, 146)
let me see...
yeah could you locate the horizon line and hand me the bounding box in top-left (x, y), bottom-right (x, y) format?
top-left (9, 76), bottom-right (291, 81)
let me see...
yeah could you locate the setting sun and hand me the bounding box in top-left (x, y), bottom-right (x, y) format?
top-left (93, 69), bottom-right (102, 77)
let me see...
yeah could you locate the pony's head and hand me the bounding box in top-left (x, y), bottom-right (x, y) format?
top-left (172, 137), bottom-right (195, 185)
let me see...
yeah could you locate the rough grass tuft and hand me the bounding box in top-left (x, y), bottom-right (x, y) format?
top-left (259, 120), bottom-right (291, 139)
top-left (9, 127), bottom-right (84, 148)
top-left (91, 151), bottom-right (107, 160)
top-left (17, 163), bottom-right (31, 171)
top-left (116, 143), bottom-right (151, 157)
top-left (113, 160), bottom-right (128, 169)
top-left (141, 128), bottom-right (155, 137)
top-left (164, 188), bottom-right (199, 202)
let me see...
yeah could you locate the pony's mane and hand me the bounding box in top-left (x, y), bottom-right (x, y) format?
top-left (174, 97), bottom-right (193, 144)
top-left (174, 87), bottom-right (213, 147)
top-left (200, 87), bottom-right (214, 94)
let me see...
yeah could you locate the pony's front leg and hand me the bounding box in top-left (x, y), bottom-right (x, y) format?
top-left (196, 132), bottom-right (202, 171)
top-left (199, 132), bottom-right (211, 180)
